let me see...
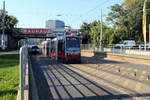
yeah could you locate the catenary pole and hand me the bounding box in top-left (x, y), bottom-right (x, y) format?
top-left (100, 8), bottom-right (103, 51)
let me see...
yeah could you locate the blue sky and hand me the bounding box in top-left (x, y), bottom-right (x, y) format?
top-left (2, 0), bottom-right (123, 29)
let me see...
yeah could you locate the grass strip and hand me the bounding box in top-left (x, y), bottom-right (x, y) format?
top-left (0, 54), bottom-right (19, 100)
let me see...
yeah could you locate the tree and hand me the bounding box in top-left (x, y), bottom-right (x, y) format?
top-left (124, 0), bottom-right (139, 9)
top-left (80, 0), bottom-right (145, 44)
top-left (90, 21), bottom-right (100, 44)
top-left (0, 10), bottom-right (18, 36)
top-left (106, 4), bottom-right (129, 42)
top-left (106, 0), bottom-right (144, 43)
top-left (80, 21), bottom-right (112, 44)
top-left (80, 22), bottom-right (91, 44)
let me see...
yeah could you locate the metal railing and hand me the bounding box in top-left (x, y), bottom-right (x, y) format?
top-left (81, 44), bottom-right (150, 56)
top-left (19, 46), bottom-right (29, 100)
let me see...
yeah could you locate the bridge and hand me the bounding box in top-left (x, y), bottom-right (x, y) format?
top-left (15, 28), bottom-right (55, 38)
top-left (14, 28), bottom-right (78, 38)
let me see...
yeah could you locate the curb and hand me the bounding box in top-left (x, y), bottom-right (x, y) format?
top-left (16, 60), bottom-right (29, 100)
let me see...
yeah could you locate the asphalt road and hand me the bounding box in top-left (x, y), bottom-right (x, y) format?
top-left (29, 55), bottom-right (139, 100)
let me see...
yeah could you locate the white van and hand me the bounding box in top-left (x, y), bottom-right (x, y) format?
top-left (115, 40), bottom-right (136, 48)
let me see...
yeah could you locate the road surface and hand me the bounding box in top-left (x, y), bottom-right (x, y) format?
top-left (29, 55), bottom-right (150, 100)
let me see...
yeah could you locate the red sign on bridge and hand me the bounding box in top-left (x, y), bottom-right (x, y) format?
top-left (68, 30), bottom-right (78, 34)
top-left (21, 28), bottom-right (52, 34)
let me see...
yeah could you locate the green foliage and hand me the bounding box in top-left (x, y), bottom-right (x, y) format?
top-left (0, 54), bottom-right (19, 100)
top-left (0, 10), bottom-right (18, 35)
top-left (80, 21), bottom-right (111, 44)
top-left (124, 0), bottom-right (139, 9)
top-left (80, 0), bottom-right (145, 44)
top-left (80, 22), bottom-right (92, 43)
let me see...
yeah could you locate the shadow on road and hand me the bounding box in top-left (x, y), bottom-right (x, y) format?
top-left (81, 56), bottom-right (125, 65)
top-left (30, 55), bottom-right (150, 100)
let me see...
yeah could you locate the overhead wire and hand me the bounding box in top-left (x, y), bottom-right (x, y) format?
top-left (84, 0), bottom-right (110, 15)
top-left (71, 0), bottom-right (110, 25)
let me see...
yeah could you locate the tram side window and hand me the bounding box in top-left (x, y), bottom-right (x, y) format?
top-left (51, 41), bottom-right (56, 53)
top-left (58, 41), bottom-right (65, 54)
top-left (62, 41), bottom-right (65, 54)
top-left (48, 42), bottom-right (51, 52)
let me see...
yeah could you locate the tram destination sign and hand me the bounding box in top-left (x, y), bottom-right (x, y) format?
top-left (21, 28), bottom-right (52, 34)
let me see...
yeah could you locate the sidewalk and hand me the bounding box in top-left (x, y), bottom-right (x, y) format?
top-left (0, 50), bottom-right (19, 56)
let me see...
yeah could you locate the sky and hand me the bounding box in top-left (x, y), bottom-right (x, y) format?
top-left (1, 0), bottom-right (123, 29)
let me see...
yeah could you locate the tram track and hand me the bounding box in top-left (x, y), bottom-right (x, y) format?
top-left (63, 59), bottom-right (150, 100)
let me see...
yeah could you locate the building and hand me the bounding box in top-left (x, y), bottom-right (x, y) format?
top-left (45, 20), bottom-right (65, 30)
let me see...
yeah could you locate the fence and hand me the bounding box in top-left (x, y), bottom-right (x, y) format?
top-left (81, 44), bottom-right (150, 56)
top-left (18, 46), bottom-right (29, 100)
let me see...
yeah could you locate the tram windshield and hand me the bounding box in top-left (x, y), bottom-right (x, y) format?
top-left (66, 37), bottom-right (80, 48)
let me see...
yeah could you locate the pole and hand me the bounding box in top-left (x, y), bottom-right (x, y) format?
top-left (100, 9), bottom-right (103, 51)
top-left (2, 1), bottom-right (6, 50)
top-left (149, 24), bottom-right (150, 44)
top-left (20, 47), bottom-right (24, 100)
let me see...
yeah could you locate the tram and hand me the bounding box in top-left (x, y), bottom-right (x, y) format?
top-left (42, 35), bottom-right (81, 63)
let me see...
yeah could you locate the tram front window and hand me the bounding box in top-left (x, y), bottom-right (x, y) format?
top-left (66, 37), bottom-right (80, 48)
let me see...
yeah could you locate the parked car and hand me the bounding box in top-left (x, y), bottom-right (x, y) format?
top-left (115, 40), bottom-right (136, 48)
top-left (29, 45), bottom-right (40, 54)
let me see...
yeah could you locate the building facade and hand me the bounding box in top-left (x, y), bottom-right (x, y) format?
top-left (45, 20), bottom-right (65, 30)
